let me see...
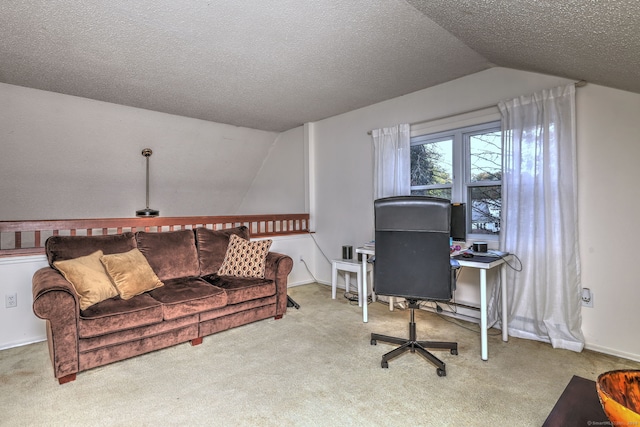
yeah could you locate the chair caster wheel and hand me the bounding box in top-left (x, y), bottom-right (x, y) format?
top-left (381, 361), bottom-right (388, 369)
top-left (451, 349), bottom-right (458, 355)
top-left (437, 368), bottom-right (446, 377)
top-left (371, 339), bottom-right (377, 345)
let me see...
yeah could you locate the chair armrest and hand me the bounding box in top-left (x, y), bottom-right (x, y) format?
top-left (264, 252), bottom-right (293, 316)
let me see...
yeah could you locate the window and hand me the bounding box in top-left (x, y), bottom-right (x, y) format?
top-left (410, 121), bottom-right (502, 240)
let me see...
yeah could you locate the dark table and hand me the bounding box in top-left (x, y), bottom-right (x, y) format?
top-left (542, 375), bottom-right (609, 426)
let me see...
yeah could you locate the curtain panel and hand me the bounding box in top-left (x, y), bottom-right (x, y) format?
top-left (372, 124), bottom-right (411, 199)
top-left (371, 124), bottom-right (410, 308)
top-left (490, 84), bottom-right (584, 352)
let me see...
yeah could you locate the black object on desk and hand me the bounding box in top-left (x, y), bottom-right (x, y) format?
top-left (452, 254), bottom-right (503, 264)
top-left (542, 375), bottom-right (608, 426)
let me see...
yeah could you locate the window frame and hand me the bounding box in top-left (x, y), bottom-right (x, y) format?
top-left (410, 118), bottom-right (502, 243)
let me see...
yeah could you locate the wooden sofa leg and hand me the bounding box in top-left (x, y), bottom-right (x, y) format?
top-left (58, 373), bottom-right (76, 385)
top-left (191, 337), bottom-right (203, 346)
top-left (274, 314), bottom-right (283, 320)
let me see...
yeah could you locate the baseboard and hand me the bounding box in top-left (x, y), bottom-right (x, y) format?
top-left (584, 343), bottom-right (640, 363)
top-left (0, 337), bottom-right (46, 351)
top-left (287, 279), bottom-right (329, 287)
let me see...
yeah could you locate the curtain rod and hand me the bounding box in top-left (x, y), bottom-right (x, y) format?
top-left (366, 80), bottom-right (587, 135)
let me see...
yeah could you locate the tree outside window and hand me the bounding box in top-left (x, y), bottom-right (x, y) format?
top-left (410, 122), bottom-right (502, 239)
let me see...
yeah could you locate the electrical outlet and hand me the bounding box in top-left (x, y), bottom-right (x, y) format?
top-left (581, 288), bottom-right (593, 308)
top-left (5, 293), bottom-right (17, 308)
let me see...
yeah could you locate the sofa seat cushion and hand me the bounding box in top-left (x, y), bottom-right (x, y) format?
top-left (147, 277), bottom-right (227, 320)
top-left (79, 293), bottom-right (163, 339)
top-left (202, 274), bottom-right (276, 305)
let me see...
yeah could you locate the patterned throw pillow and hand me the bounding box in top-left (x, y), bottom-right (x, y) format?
top-left (217, 234), bottom-right (272, 278)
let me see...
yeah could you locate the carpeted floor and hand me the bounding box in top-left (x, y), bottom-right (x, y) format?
top-left (1, 283), bottom-right (639, 426)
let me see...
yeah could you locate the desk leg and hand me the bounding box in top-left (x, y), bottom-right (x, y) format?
top-left (480, 269), bottom-right (488, 361)
top-left (361, 255), bottom-right (368, 323)
top-left (501, 264), bottom-right (508, 342)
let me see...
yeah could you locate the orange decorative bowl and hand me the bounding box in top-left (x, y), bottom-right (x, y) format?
top-left (597, 370), bottom-right (640, 424)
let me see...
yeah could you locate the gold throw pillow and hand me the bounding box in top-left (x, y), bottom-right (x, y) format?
top-left (54, 250), bottom-right (118, 310)
top-left (100, 248), bottom-right (164, 300)
top-left (217, 234), bottom-right (272, 278)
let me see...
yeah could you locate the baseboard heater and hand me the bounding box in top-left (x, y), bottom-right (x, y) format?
top-left (419, 300), bottom-right (481, 324)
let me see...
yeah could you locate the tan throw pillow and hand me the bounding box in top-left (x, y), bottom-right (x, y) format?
top-left (53, 250), bottom-right (118, 310)
top-left (100, 248), bottom-right (164, 300)
top-left (217, 234), bottom-right (272, 278)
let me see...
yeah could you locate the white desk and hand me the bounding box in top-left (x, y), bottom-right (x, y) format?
top-left (355, 247), bottom-right (375, 324)
top-left (355, 246), bottom-right (511, 361)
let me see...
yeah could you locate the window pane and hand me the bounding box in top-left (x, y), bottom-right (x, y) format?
top-left (469, 131), bottom-right (501, 182)
top-left (410, 188), bottom-right (452, 199)
top-left (469, 185), bottom-right (501, 235)
top-left (410, 139), bottom-right (453, 186)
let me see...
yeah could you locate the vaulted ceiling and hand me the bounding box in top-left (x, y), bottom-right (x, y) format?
top-left (1, 1), bottom-right (638, 132)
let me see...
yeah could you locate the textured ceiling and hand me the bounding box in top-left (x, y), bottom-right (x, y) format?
top-left (1, 1), bottom-right (638, 132)
top-left (406, 0), bottom-right (640, 94)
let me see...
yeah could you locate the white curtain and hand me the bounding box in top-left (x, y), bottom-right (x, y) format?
top-left (372, 124), bottom-right (410, 307)
top-left (372, 124), bottom-right (411, 199)
top-left (489, 84), bottom-right (584, 351)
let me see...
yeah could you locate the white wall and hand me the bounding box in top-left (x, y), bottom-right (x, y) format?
top-left (576, 84), bottom-right (640, 360)
top-left (307, 67), bottom-right (640, 360)
top-left (237, 126), bottom-right (306, 214)
top-left (0, 256), bottom-right (48, 349)
top-left (0, 82), bottom-right (300, 220)
top-left (270, 235), bottom-right (316, 287)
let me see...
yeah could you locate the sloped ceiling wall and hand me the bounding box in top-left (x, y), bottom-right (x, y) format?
top-left (3, 1), bottom-right (637, 133)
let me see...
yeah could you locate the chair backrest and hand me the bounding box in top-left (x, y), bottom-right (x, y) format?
top-left (374, 196), bottom-right (452, 301)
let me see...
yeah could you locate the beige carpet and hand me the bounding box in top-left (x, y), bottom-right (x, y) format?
top-left (1, 283), bottom-right (639, 426)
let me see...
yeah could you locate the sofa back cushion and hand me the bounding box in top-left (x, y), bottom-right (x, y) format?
top-left (135, 230), bottom-right (199, 281)
top-left (46, 233), bottom-right (137, 267)
top-left (194, 226), bottom-right (250, 276)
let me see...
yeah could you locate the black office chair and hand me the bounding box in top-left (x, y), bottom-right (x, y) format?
top-left (370, 196), bottom-right (459, 376)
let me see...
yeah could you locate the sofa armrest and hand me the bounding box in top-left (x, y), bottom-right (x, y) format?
top-left (264, 252), bottom-right (293, 316)
top-left (32, 267), bottom-right (80, 382)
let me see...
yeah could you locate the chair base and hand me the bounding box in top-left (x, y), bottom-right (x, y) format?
top-left (370, 307), bottom-right (458, 376)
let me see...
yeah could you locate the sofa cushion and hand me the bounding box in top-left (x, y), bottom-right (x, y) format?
top-left (46, 232), bottom-right (137, 267)
top-left (194, 226), bottom-right (250, 276)
top-left (202, 274), bottom-right (276, 305)
top-left (100, 248), bottom-right (164, 300)
top-left (78, 293), bottom-right (164, 339)
top-left (136, 230), bottom-right (200, 281)
top-left (147, 277), bottom-right (227, 320)
top-left (53, 250), bottom-right (118, 310)
top-left (217, 234), bottom-right (272, 278)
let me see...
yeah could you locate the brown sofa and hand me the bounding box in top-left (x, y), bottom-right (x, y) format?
top-left (32, 226), bottom-right (293, 384)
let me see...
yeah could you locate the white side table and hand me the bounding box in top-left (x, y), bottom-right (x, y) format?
top-left (355, 247), bottom-right (375, 322)
top-left (331, 259), bottom-right (372, 309)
